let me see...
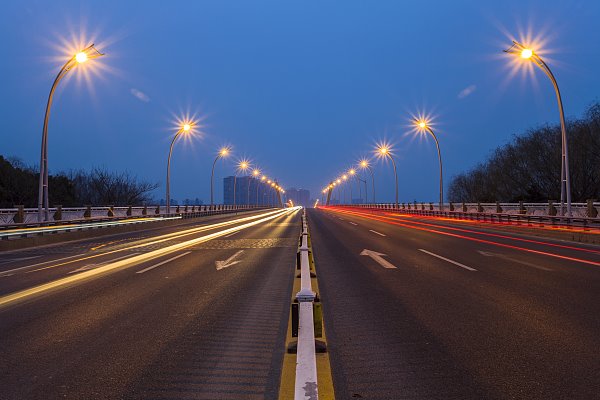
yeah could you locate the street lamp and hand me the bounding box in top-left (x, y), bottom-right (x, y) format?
top-left (414, 118), bottom-right (444, 211)
top-left (260, 175), bottom-right (267, 206)
top-left (504, 40), bottom-right (571, 216)
top-left (234, 159), bottom-right (251, 208)
top-left (342, 174), bottom-right (349, 204)
top-left (210, 146), bottom-right (231, 206)
top-left (358, 158), bottom-right (375, 204)
top-left (166, 121), bottom-right (194, 214)
top-left (376, 144), bottom-right (399, 208)
top-left (38, 44), bottom-right (105, 221)
top-left (252, 168), bottom-right (260, 206)
top-left (348, 168), bottom-right (358, 205)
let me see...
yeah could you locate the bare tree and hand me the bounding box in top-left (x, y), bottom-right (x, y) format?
top-left (448, 102), bottom-right (600, 203)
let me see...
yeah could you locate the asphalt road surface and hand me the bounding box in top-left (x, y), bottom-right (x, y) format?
top-left (0, 208), bottom-right (301, 399)
top-left (308, 207), bottom-right (600, 400)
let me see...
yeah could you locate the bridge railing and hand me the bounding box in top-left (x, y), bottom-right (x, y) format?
top-left (325, 201), bottom-right (600, 229)
top-left (0, 204), bottom-right (269, 229)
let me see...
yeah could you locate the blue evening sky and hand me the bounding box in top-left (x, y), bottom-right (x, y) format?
top-left (1, 0), bottom-right (599, 203)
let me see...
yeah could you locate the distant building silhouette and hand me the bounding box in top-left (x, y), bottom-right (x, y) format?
top-left (223, 176), bottom-right (277, 205)
top-left (285, 188), bottom-right (310, 207)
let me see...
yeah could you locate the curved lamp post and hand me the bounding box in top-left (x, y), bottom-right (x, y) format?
top-left (414, 118), bottom-right (444, 211)
top-left (359, 159), bottom-right (375, 204)
top-left (376, 145), bottom-right (398, 208)
top-left (234, 160), bottom-right (250, 207)
top-left (342, 174), bottom-right (349, 204)
top-left (348, 168), bottom-right (358, 204)
top-left (210, 147), bottom-right (230, 206)
top-left (252, 169), bottom-right (261, 206)
top-left (38, 44), bottom-right (105, 221)
top-left (260, 175), bottom-right (267, 205)
top-left (166, 122), bottom-right (193, 214)
top-left (504, 40), bottom-right (571, 216)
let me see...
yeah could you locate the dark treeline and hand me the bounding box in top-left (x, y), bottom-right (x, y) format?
top-left (0, 157), bottom-right (158, 208)
top-left (448, 102), bottom-right (600, 203)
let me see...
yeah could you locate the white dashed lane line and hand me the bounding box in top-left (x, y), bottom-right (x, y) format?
top-left (418, 249), bottom-right (477, 271)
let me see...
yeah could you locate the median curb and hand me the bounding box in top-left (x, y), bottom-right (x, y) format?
top-left (279, 209), bottom-right (335, 400)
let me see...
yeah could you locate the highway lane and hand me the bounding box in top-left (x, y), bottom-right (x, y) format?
top-left (0, 207), bottom-right (300, 399)
top-left (0, 208), bottom-right (285, 297)
top-left (308, 207), bottom-right (600, 399)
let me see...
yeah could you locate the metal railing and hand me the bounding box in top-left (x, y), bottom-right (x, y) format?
top-left (0, 204), bottom-right (269, 229)
top-left (326, 202), bottom-right (600, 230)
top-left (295, 209), bottom-right (319, 400)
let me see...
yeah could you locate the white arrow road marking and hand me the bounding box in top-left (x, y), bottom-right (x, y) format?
top-left (349, 222), bottom-right (358, 226)
top-left (360, 249), bottom-right (397, 269)
top-left (216, 250), bottom-right (245, 270)
top-left (70, 254), bottom-right (132, 274)
top-left (369, 230), bottom-right (386, 237)
top-left (419, 249), bottom-right (477, 271)
top-left (136, 252), bottom-right (192, 274)
top-left (477, 250), bottom-right (552, 271)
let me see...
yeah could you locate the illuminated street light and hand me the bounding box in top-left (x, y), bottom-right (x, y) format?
top-left (234, 159), bottom-right (251, 207)
top-left (414, 118), bottom-right (444, 211)
top-left (504, 39), bottom-right (571, 216)
top-left (38, 44), bottom-right (105, 221)
top-left (376, 144), bottom-right (399, 208)
top-left (166, 121), bottom-right (195, 214)
top-left (210, 146), bottom-right (231, 206)
top-left (253, 169), bottom-right (261, 206)
top-left (358, 158), bottom-right (375, 204)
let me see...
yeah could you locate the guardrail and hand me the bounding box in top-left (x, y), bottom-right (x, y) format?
top-left (295, 209), bottom-right (319, 400)
top-left (329, 201), bottom-right (600, 218)
top-left (326, 202), bottom-right (600, 230)
top-left (0, 204), bottom-right (268, 229)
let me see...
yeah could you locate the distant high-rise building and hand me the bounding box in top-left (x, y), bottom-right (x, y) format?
top-left (285, 188), bottom-right (310, 207)
top-left (223, 176), bottom-right (279, 206)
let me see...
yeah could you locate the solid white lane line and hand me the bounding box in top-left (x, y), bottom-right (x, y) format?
top-left (418, 249), bottom-right (477, 271)
top-left (225, 231), bottom-right (240, 238)
top-left (136, 252), bottom-right (192, 274)
top-left (369, 230), bottom-right (386, 237)
top-left (348, 221), bottom-right (358, 226)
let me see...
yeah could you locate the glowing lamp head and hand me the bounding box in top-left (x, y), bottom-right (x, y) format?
top-left (267, 179), bottom-right (271, 184)
top-left (336, 179), bottom-right (341, 184)
top-left (271, 182), bottom-right (275, 187)
top-left (75, 51), bottom-right (88, 63)
top-left (253, 169), bottom-right (260, 176)
top-left (219, 147), bottom-right (229, 157)
top-left (520, 48), bottom-right (533, 59)
top-left (349, 169), bottom-right (356, 175)
top-left (182, 123), bottom-right (192, 132)
top-left (342, 175), bottom-right (348, 180)
top-left (261, 175), bottom-right (266, 181)
top-left (360, 160), bottom-right (369, 168)
top-left (379, 147), bottom-right (389, 155)
top-left (239, 161), bottom-right (249, 170)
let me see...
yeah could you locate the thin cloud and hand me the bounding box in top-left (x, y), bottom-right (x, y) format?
top-left (130, 88), bottom-right (150, 102)
top-left (457, 84), bottom-right (477, 99)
